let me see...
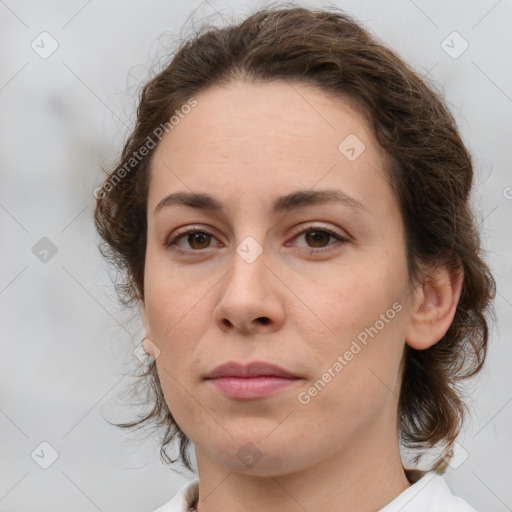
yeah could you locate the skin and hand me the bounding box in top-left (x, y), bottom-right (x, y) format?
top-left (140, 79), bottom-right (463, 512)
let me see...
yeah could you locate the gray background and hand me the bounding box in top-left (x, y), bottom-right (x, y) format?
top-left (1, 0), bottom-right (511, 511)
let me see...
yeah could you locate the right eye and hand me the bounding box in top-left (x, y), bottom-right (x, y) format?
top-left (165, 228), bottom-right (221, 254)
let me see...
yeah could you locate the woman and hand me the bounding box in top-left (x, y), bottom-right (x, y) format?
top-left (94, 5), bottom-right (495, 512)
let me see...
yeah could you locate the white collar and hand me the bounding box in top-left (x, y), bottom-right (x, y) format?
top-left (152, 471), bottom-right (477, 512)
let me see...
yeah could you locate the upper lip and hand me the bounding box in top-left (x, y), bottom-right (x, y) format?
top-left (204, 361), bottom-right (300, 379)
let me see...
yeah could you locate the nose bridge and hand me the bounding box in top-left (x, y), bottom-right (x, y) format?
top-left (228, 231), bottom-right (267, 289)
top-left (235, 232), bottom-right (266, 267)
top-left (213, 227), bottom-right (286, 333)
top-left (226, 208), bottom-right (269, 273)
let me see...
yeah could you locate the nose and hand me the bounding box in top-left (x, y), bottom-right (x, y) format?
top-left (213, 244), bottom-right (286, 335)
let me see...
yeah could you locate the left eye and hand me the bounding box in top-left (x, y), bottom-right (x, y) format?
top-left (291, 226), bottom-right (348, 250)
top-left (166, 226), bottom-right (348, 253)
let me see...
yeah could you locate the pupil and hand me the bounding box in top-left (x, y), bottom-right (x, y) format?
top-left (306, 230), bottom-right (329, 247)
top-left (190, 233), bottom-right (209, 249)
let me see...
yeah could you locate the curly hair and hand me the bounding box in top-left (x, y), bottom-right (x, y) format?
top-left (94, 4), bottom-right (496, 476)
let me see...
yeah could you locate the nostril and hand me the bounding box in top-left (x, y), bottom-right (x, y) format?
top-left (257, 317), bottom-right (270, 325)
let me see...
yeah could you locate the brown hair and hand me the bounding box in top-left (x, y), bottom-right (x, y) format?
top-left (94, 4), bottom-right (496, 475)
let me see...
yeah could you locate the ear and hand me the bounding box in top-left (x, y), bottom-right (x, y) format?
top-left (405, 262), bottom-right (464, 350)
top-left (140, 302), bottom-right (156, 358)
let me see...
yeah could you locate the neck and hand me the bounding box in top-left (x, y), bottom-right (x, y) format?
top-left (192, 420), bottom-right (412, 512)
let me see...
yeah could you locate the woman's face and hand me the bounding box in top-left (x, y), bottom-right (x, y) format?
top-left (142, 80), bottom-right (419, 476)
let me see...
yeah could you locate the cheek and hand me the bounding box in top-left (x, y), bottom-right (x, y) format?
top-left (296, 317), bottom-right (405, 447)
top-left (144, 249), bottom-right (211, 335)
top-left (293, 259), bottom-right (396, 335)
top-left (294, 260), bottom-right (407, 402)
top-left (143, 261), bottom-right (211, 406)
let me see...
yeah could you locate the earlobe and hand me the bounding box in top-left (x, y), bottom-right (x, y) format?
top-left (143, 337), bottom-right (156, 357)
top-left (405, 263), bottom-right (464, 351)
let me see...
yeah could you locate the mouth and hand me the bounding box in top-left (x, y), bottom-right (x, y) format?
top-left (204, 360), bottom-right (302, 399)
top-left (204, 360), bottom-right (299, 379)
top-left (206, 375), bottom-right (302, 399)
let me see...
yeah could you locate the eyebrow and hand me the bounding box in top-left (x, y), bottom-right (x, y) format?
top-left (153, 189), bottom-right (369, 216)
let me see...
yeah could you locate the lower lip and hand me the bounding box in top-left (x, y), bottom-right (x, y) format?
top-left (206, 376), bottom-right (301, 399)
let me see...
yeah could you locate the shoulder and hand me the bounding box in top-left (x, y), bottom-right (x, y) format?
top-left (379, 472), bottom-right (478, 512)
top-left (149, 478), bottom-right (199, 512)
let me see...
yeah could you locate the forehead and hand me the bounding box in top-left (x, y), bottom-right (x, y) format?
top-left (148, 79), bottom-right (392, 213)
top-left (165, 79), bottom-right (375, 153)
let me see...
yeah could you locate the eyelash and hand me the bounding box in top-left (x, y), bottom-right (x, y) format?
top-left (165, 224), bottom-right (349, 256)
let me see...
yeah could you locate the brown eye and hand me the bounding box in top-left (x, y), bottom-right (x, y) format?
top-left (166, 224), bottom-right (348, 256)
top-left (290, 225), bottom-right (348, 252)
top-left (166, 229), bottom-right (219, 252)
top-left (186, 232), bottom-right (211, 250)
top-left (304, 229), bottom-right (332, 248)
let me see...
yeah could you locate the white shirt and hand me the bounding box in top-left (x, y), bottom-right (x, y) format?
top-left (151, 471), bottom-right (477, 512)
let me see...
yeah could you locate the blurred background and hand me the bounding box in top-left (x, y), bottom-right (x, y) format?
top-left (0, 0), bottom-right (511, 510)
